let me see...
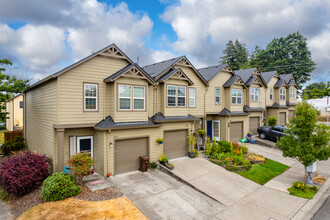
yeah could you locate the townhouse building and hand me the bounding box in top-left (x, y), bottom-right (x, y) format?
top-left (6, 94), bottom-right (24, 131)
top-left (23, 44), bottom-right (297, 176)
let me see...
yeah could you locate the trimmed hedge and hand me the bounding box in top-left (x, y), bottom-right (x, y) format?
top-left (0, 151), bottom-right (52, 196)
top-left (41, 172), bottom-right (81, 201)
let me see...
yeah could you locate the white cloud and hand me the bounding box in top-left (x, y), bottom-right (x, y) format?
top-left (150, 50), bottom-right (176, 63)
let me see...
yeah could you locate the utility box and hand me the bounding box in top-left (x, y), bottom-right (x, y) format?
top-left (140, 155), bottom-right (149, 172)
top-left (306, 162), bottom-right (316, 172)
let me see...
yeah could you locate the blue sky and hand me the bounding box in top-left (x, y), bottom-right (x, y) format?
top-left (0, 0), bottom-right (329, 86)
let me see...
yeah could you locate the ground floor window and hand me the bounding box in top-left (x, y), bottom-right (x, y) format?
top-left (70, 136), bottom-right (93, 158)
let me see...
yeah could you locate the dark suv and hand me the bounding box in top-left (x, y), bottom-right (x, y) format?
top-left (257, 125), bottom-right (287, 140)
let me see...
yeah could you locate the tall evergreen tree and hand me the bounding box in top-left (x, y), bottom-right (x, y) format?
top-left (256, 32), bottom-right (316, 88)
top-left (0, 59), bottom-right (29, 122)
top-left (220, 40), bottom-right (249, 70)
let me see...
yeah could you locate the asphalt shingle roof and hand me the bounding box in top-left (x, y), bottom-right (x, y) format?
top-left (243, 105), bottom-right (265, 112)
top-left (142, 56), bottom-right (183, 78)
top-left (234, 68), bottom-right (257, 84)
top-left (270, 102), bottom-right (288, 109)
top-left (245, 76), bottom-right (257, 86)
top-left (260, 71), bottom-right (277, 84)
top-left (95, 116), bottom-right (159, 129)
top-left (274, 78), bottom-right (286, 88)
top-left (158, 68), bottom-right (194, 85)
top-left (151, 112), bottom-right (198, 122)
top-left (219, 108), bottom-right (249, 116)
top-left (197, 64), bottom-right (227, 82)
top-left (223, 75), bottom-right (239, 87)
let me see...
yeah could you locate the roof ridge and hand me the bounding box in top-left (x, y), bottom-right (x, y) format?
top-left (142, 56), bottom-right (183, 68)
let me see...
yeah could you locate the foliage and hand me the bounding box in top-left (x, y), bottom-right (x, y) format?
top-left (156, 138), bottom-right (163, 143)
top-left (159, 154), bottom-right (168, 163)
top-left (0, 187), bottom-right (10, 201)
top-left (195, 151), bottom-right (199, 157)
top-left (305, 81), bottom-right (330, 98)
top-left (268, 116), bottom-right (277, 126)
top-left (246, 153), bottom-right (265, 163)
top-left (256, 32), bottom-right (316, 89)
top-left (239, 146), bottom-right (248, 154)
top-left (218, 140), bottom-right (230, 153)
top-left (276, 99), bottom-right (330, 167)
top-left (187, 134), bottom-right (196, 152)
top-left (204, 138), bottom-right (211, 156)
top-left (41, 172), bottom-right (81, 201)
top-left (287, 181), bottom-right (318, 199)
top-left (150, 162), bottom-right (158, 169)
top-left (0, 151), bottom-right (52, 196)
top-left (68, 152), bottom-right (94, 185)
top-left (302, 82), bottom-right (328, 99)
top-left (220, 40), bottom-right (249, 70)
top-left (238, 159), bottom-right (289, 185)
top-left (198, 129), bottom-right (206, 136)
top-left (0, 59), bottom-right (29, 122)
top-left (1, 136), bottom-right (26, 156)
top-left (167, 163), bottom-right (174, 167)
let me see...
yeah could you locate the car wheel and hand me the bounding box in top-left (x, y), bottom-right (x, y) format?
top-left (259, 132), bottom-right (266, 139)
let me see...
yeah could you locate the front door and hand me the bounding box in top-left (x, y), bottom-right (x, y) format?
top-left (207, 120), bottom-right (212, 140)
top-left (213, 120), bottom-right (220, 141)
top-left (77, 136), bottom-right (93, 158)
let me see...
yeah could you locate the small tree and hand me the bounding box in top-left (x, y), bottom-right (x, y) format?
top-left (68, 152), bottom-right (94, 185)
top-left (276, 99), bottom-right (330, 180)
top-left (187, 134), bottom-right (196, 152)
top-left (268, 116), bottom-right (277, 126)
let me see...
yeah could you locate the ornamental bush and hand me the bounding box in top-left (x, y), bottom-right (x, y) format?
top-left (0, 151), bottom-right (52, 196)
top-left (41, 172), bottom-right (81, 201)
top-left (268, 116), bottom-right (277, 126)
top-left (218, 140), bottom-right (230, 153)
top-left (68, 152), bottom-right (94, 185)
top-left (1, 137), bottom-right (26, 156)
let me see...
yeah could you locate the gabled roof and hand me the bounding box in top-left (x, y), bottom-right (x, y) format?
top-left (219, 108), bottom-right (249, 116)
top-left (158, 68), bottom-right (194, 85)
top-left (7, 93), bottom-right (23, 102)
top-left (260, 71), bottom-right (278, 84)
top-left (281, 74), bottom-right (297, 88)
top-left (234, 68), bottom-right (257, 83)
top-left (95, 116), bottom-right (161, 130)
top-left (25, 44), bottom-right (134, 92)
top-left (104, 63), bottom-right (155, 85)
top-left (223, 75), bottom-right (247, 88)
top-left (151, 112), bottom-right (198, 122)
top-left (197, 64), bottom-right (230, 82)
top-left (142, 56), bottom-right (208, 85)
top-left (274, 78), bottom-right (288, 88)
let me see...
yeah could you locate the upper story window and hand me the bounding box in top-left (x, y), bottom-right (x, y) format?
top-left (232, 89), bottom-right (242, 105)
top-left (280, 89), bottom-right (286, 100)
top-left (290, 88), bottom-right (295, 99)
top-left (19, 101), bottom-right (23, 108)
top-left (118, 85), bottom-right (145, 110)
top-left (270, 88), bottom-right (273, 100)
top-left (189, 88), bottom-right (196, 107)
top-left (84, 83), bottom-right (98, 111)
top-left (250, 87), bottom-right (260, 102)
top-left (167, 85), bottom-right (186, 107)
top-left (215, 88), bottom-right (221, 105)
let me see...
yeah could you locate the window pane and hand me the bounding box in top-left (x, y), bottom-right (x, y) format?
top-left (119, 98), bottom-right (131, 109)
top-left (237, 90), bottom-right (242, 96)
top-left (216, 88), bottom-right (220, 96)
top-left (134, 99), bottom-right (144, 109)
top-left (232, 97), bottom-right (236, 104)
top-left (178, 87), bottom-right (186, 96)
top-left (232, 89), bottom-right (236, 96)
top-left (213, 121), bottom-right (219, 138)
top-left (168, 86), bottom-right (176, 96)
top-left (85, 84), bottom-right (97, 97)
top-left (189, 98), bottom-right (195, 107)
top-left (237, 97), bottom-right (242, 104)
top-left (134, 87), bottom-right (145, 98)
top-left (79, 138), bottom-right (91, 153)
top-left (189, 88), bottom-right (195, 97)
top-left (85, 98), bottom-right (96, 109)
top-left (251, 94), bottom-right (254, 102)
top-left (168, 97), bottom-right (176, 106)
top-left (178, 97), bottom-right (185, 106)
top-left (216, 97), bottom-right (220, 104)
top-left (255, 95), bottom-right (259, 101)
top-left (119, 85), bottom-right (131, 97)
top-left (255, 88), bottom-right (259, 95)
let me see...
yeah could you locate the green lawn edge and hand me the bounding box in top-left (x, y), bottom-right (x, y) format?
top-left (237, 158), bottom-right (290, 185)
top-left (287, 187), bottom-right (316, 199)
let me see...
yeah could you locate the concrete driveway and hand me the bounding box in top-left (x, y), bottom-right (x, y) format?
top-left (110, 169), bottom-right (224, 220)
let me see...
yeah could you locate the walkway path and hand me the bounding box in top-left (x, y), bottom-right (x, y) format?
top-left (0, 201), bottom-right (12, 220)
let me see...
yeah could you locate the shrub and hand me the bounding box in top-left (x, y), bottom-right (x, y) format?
top-left (1, 136), bottom-right (26, 156)
top-left (205, 141), bottom-right (211, 156)
top-left (268, 116), bottom-right (277, 126)
top-left (0, 187), bottom-right (10, 201)
top-left (68, 152), bottom-right (94, 185)
top-left (150, 162), bottom-right (158, 169)
top-left (159, 154), bottom-right (169, 163)
top-left (41, 172), bottom-right (81, 201)
top-left (239, 146), bottom-right (248, 154)
top-left (218, 140), bottom-right (230, 152)
top-left (288, 181), bottom-right (318, 199)
top-left (0, 151), bottom-right (52, 196)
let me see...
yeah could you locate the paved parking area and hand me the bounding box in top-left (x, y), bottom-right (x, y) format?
top-left (110, 169), bottom-right (224, 220)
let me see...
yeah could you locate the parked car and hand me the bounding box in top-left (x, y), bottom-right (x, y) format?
top-left (257, 125), bottom-right (288, 141)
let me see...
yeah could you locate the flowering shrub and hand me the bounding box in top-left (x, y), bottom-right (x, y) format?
top-left (68, 152), bottom-right (94, 185)
top-left (159, 154), bottom-right (168, 163)
top-left (41, 172), bottom-right (81, 201)
top-left (0, 151), bottom-right (52, 196)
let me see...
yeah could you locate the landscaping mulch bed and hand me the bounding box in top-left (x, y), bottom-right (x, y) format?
top-left (9, 185), bottom-right (122, 219)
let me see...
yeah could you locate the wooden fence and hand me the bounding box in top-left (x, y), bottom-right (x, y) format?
top-left (4, 131), bottom-right (23, 143)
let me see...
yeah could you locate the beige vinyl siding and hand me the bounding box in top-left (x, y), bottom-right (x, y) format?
top-left (58, 56), bottom-right (130, 124)
top-left (249, 84), bottom-right (265, 108)
top-left (205, 71), bottom-right (232, 113)
top-left (266, 77), bottom-right (278, 106)
top-left (230, 85), bottom-right (245, 112)
top-left (148, 85), bottom-right (154, 117)
top-left (6, 100), bottom-right (13, 131)
top-left (25, 80), bottom-right (58, 166)
top-left (163, 79), bottom-right (189, 116)
top-left (94, 130), bottom-right (106, 176)
top-left (114, 78), bottom-right (149, 122)
top-left (107, 122), bottom-right (194, 175)
top-left (105, 83), bottom-right (115, 118)
top-left (173, 65), bottom-right (206, 117)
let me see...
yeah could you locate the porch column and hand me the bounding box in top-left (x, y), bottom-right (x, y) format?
top-left (57, 128), bottom-right (65, 172)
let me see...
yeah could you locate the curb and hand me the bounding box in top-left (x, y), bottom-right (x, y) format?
top-left (157, 163), bottom-right (225, 206)
top-left (291, 178), bottom-right (330, 219)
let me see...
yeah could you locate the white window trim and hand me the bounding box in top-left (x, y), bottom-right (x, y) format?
top-left (118, 85), bottom-right (132, 110)
top-left (212, 120), bottom-right (220, 141)
top-left (270, 88), bottom-right (273, 100)
top-left (232, 89), bottom-right (242, 105)
top-left (215, 88), bottom-right (221, 105)
top-left (133, 86), bottom-right (146, 110)
top-left (280, 89), bottom-right (286, 100)
top-left (250, 87), bottom-right (260, 102)
top-left (189, 88), bottom-right (196, 107)
top-left (84, 83), bottom-right (98, 111)
top-left (167, 85), bottom-right (186, 107)
top-left (77, 136), bottom-right (93, 158)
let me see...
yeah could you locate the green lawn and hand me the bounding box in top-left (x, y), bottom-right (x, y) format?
top-left (238, 158), bottom-right (289, 185)
top-left (288, 185), bottom-right (317, 199)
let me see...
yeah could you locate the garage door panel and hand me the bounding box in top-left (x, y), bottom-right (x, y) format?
top-left (230, 122), bottom-right (243, 142)
top-left (249, 117), bottom-right (259, 135)
top-left (115, 138), bottom-right (148, 175)
top-left (164, 130), bottom-right (187, 159)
